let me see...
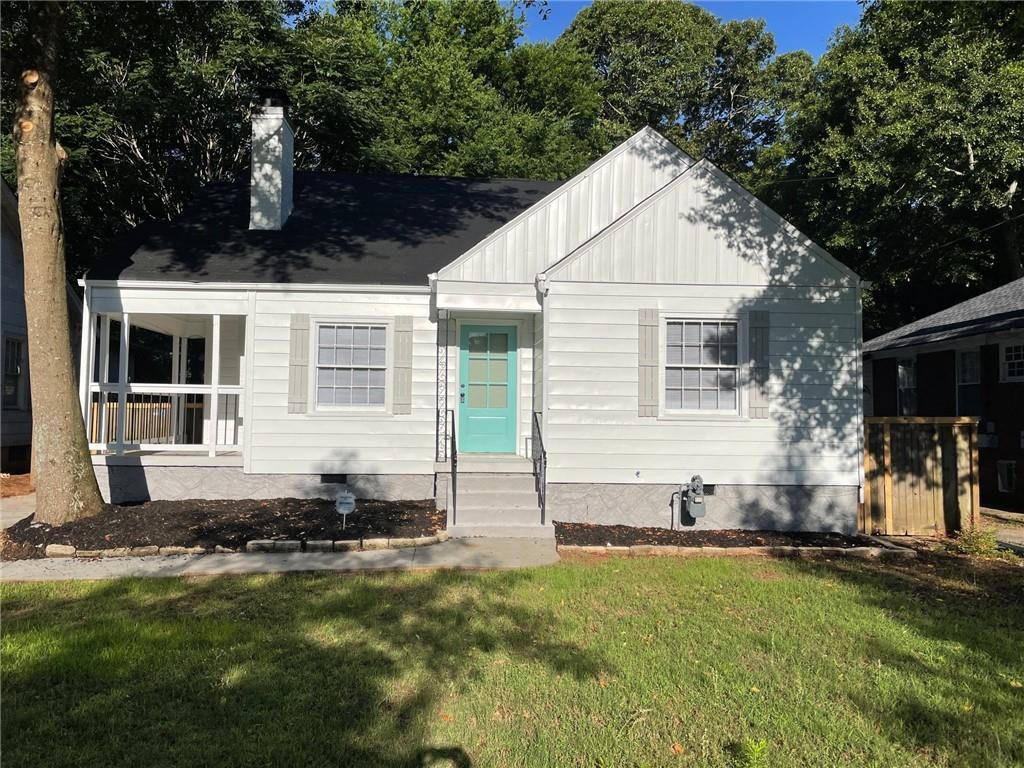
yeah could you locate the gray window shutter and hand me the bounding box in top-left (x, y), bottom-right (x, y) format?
top-left (749, 311), bottom-right (769, 419)
top-left (392, 316), bottom-right (413, 415)
top-left (638, 308), bottom-right (658, 417)
top-left (288, 314), bottom-right (310, 414)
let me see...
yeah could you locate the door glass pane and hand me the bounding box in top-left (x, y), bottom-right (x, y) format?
top-left (488, 359), bottom-right (508, 383)
top-left (468, 333), bottom-right (487, 353)
top-left (469, 359), bottom-right (487, 382)
top-left (468, 384), bottom-right (487, 407)
top-left (490, 385), bottom-right (507, 408)
top-left (489, 333), bottom-right (508, 354)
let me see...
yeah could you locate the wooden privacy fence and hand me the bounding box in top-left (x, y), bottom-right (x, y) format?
top-left (861, 417), bottom-right (980, 537)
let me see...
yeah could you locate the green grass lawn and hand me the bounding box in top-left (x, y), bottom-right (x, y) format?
top-left (2, 552), bottom-right (1022, 768)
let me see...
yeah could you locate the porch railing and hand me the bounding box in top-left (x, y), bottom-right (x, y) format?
top-left (87, 383), bottom-right (242, 454)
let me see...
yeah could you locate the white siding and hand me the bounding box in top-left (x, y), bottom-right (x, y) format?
top-left (438, 128), bottom-right (693, 284)
top-left (544, 283), bottom-right (861, 486)
top-left (248, 290), bottom-right (437, 475)
top-left (549, 162), bottom-right (855, 288)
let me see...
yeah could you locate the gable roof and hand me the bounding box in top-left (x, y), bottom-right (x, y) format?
top-left (435, 127), bottom-right (695, 283)
top-left (863, 277), bottom-right (1024, 353)
top-left (89, 172), bottom-right (561, 285)
top-left (545, 159), bottom-right (858, 286)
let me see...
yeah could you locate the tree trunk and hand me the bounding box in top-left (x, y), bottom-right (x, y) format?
top-left (13, 1), bottom-right (104, 525)
top-left (992, 205), bottom-right (1023, 283)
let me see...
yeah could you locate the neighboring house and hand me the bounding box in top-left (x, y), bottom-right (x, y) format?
top-left (863, 278), bottom-right (1024, 511)
top-left (78, 91), bottom-right (864, 536)
top-left (1, 181), bottom-right (82, 472)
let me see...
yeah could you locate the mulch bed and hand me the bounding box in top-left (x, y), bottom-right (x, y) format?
top-left (554, 522), bottom-right (877, 549)
top-left (2, 498), bottom-right (444, 560)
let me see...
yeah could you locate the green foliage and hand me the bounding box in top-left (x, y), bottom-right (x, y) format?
top-left (560, 0), bottom-right (812, 182)
top-left (948, 526), bottom-right (1001, 557)
top-left (773, 1), bottom-right (1024, 333)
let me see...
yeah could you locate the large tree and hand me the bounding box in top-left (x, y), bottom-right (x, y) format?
top-left (561, 0), bottom-right (811, 182)
top-left (12, 1), bottom-right (104, 525)
top-left (775, 1), bottom-right (1024, 333)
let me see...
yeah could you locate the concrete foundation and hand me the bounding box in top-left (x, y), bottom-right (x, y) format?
top-left (545, 483), bottom-right (859, 534)
top-left (93, 463), bottom-right (434, 504)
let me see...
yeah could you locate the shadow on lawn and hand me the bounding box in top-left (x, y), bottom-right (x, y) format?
top-left (790, 552), bottom-right (1024, 767)
top-left (1, 569), bottom-right (606, 768)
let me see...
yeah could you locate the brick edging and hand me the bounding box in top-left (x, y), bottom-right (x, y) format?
top-left (556, 542), bottom-right (916, 559)
top-left (44, 530), bottom-right (449, 559)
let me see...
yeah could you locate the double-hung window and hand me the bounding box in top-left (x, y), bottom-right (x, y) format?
top-left (315, 323), bottom-right (387, 408)
top-left (3, 337), bottom-right (24, 410)
top-left (665, 320), bottom-right (739, 413)
top-left (1002, 343), bottom-right (1024, 382)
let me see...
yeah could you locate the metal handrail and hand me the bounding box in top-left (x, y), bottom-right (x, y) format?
top-left (449, 409), bottom-right (457, 525)
top-left (532, 411), bottom-right (547, 523)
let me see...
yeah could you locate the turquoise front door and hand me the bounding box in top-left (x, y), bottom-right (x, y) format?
top-left (459, 324), bottom-right (517, 453)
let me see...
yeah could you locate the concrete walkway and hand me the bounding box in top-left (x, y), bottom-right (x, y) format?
top-left (0, 537), bottom-right (560, 582)
top-left (1, 493), bottom-right (35, 529)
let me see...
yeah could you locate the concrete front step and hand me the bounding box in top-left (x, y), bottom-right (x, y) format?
top-left (454, 475), bottom-right (536, 493)
top-left (448, 524), bottom-right (555, 539)
top-left (456, 456), bottom-right (534, 474)
top-left (456, 489), bottom-right (540, 508)
top-left (454, 505), bottom-right (543, 526)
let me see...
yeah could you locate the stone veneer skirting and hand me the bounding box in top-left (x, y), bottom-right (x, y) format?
top-left (545, 483), bottom-right (859, 534)
top-left (93, 464), bottom-right (435, 504)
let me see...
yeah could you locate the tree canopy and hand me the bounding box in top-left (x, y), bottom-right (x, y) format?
top-left (2, 0), bottom-right (1020, 335)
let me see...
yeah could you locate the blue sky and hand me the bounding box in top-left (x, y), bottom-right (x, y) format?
top-left (520, 1), bottom-right (862, 59)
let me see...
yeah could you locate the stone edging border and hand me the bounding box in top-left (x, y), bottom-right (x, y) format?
top-left (43, 531), bottom-right (449, 559)
top-left (557, 536), bottom-right (916, 560)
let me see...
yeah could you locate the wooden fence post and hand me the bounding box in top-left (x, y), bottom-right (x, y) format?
top-left (882, 423), bottom-right (894, 535)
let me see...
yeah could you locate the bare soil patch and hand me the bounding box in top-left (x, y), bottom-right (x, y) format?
top-left (554, 521), bottom-right (875, 549)
top-left (1, 474), bottom-right (34, 498)
top-left (2, 498), bottom-right (443, 560)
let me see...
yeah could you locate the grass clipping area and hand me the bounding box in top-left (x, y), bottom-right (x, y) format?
top-left (2, 552), bottom-right (1022, 767)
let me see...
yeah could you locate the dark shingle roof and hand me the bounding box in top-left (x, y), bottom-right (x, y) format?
top-left (90, 172), bottom-right (561, 285)
top-left (864, 277), bottom-right (1024, 353)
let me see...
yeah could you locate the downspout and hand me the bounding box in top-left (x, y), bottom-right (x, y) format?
top-left (856, 280), bottom-right (872, 512)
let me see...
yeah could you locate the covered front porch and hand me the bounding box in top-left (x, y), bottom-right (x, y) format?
top-left (78, 307), bottom-right (246, 458)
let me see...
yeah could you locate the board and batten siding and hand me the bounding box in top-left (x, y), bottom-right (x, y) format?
top-left (541, 158), bottom-right (861, 489)
top-left (438, 128), bottom-right (693, 285)
top-left (247, 290), bottom-right (437, 476)
top-left (542, 283), bottom-right (861, 486)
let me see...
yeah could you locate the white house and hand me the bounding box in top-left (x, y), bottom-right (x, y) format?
top-left (78, 91), bottom-right (865, 536)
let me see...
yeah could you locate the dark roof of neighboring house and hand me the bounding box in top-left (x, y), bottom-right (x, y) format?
top-left (864, 277), bottom-right (1024, 353)
top-left (89, 172), bottom-right (562, 285)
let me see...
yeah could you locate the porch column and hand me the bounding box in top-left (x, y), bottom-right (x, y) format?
top-left (170, 334), bottom-right (184, 445)
top-left (97, 314), bottom-right (111, 443)
top-left (114, 313), bottom-right (130, 454)
top-left (77, 286), bottom-right (93, 422)
top-left (208, 315), bottom-right (221, 457)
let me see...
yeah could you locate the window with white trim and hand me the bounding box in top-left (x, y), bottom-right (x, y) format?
top-left (1002, 343), bottom-right (1024, 382)
top-left (3, 337), bottom-right (25, 410)
top-left (315, 324), bottom-right (387, 407)
top-left (665, 320), bottom-right (738, 412)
